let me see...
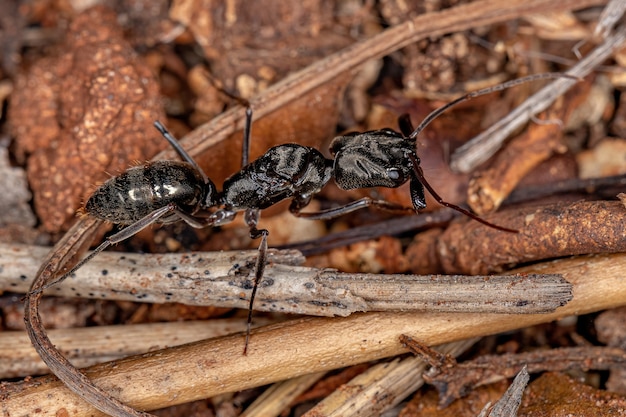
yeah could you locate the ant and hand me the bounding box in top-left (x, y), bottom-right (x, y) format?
top-left (29, 73), bottom-right (563, 357)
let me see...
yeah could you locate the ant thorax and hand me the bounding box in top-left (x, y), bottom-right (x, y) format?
top-left (221, 143), bottom-right (332, 211)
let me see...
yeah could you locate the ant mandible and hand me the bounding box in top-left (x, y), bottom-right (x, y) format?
top-left (30, 73), bottom-right (563, 355)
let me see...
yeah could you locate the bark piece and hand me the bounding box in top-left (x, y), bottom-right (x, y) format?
top-left (519, 372), bottom-right (626, 416)
top-left (437, 200), bottom-right (626, 274)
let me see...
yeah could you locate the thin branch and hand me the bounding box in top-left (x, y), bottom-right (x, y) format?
top-left (425, 346), bottom-right (626, 407)
top-left (1, 319), bottom-right (273, 379)
top-left (3, 243), bottom-right (571, 315)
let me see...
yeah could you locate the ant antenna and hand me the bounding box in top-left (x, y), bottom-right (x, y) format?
top-left (199, 69), bottom-right (253, 167)
top-left (408, 72), bottom-right (573, 141)
top-left (408, 153), bottom-right (518, 233)
top-left (241, 107), bottom-right (253, 167)
top-left (399, 72), bottom-right (579, 233)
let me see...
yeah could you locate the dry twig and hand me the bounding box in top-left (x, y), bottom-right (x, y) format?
top-left (479, 365), bottom-right (529, 417)
top-left (438, 200), bottom-right (626, 274)
top-left (1, 319), bottom-right (272, 379)
top-left (1, 243), bottom-right (571, 315)
top-left (424, 346), bottom-right (626, 407)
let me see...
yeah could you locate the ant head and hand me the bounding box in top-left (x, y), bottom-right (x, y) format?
top-left (330, 129), bottom-right (415, 190)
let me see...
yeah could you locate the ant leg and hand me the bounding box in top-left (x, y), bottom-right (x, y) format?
top-left (153, 121), bottom-right (211, 185)
top-left (408, 154), bottom-right (518, 233)
top-left (172, 208), bottom-right (236, 229)
top-left (291, 198), bottom-right (414, 220)
top-left (30, 204), bottom-right (181, 295)
top-left (242, 208), bottom-right (269, 355)
top-left (241, 107), bottom-right (253, 167)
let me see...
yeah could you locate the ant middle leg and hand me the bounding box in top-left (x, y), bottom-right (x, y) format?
top-left (242, 208), bottom-right (269, 355)
top-left (291, 197), bottom-right (414, 220)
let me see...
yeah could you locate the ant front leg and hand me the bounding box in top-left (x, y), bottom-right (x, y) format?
top-left (242, 208), bottom-right (269, 355)
top-left (407, 154), bottom-right (518, 233)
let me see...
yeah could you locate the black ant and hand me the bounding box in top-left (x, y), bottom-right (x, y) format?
top-left (29, 73), bottom-right (564, 356)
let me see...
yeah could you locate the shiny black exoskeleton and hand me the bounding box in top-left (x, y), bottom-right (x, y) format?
top-left (86, 160), bottom-right (218, 225)
top-left (325, 116), bottom-right (517, 232)
top-left (221, 144), bottom-right (332, 212)
top-left (330, 129), bottom-right (426, 211)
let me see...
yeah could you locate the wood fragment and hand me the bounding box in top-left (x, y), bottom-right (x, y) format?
top-left (438, 200), bottom-right (626, 274)
top-left (482, 365), bottom-right (529, 417)
top-left (241, 372), bottom-right (325, 417)
top-left (302, 339), bottom-right (478, 417)
top-left (3, 243), bottom-right (572, 315)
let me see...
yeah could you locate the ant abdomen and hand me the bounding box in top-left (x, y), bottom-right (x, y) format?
top-left (85, 160), bottom-right (213, 225)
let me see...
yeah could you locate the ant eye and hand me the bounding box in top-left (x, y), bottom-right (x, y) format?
top-left (387, 168), bottom-right (402, 181)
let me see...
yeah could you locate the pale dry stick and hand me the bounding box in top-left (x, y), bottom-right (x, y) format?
top-left (478, 365), bottom-right (529, 417)
top-left (451, 24), bottom-right (626, 173)
top-left (1, 319), bottom-right (273, 379)
top-left (241, 371), bottom-right (326, 417)
top-left (594, 0), bottom-right (626, 38)
top-left (6, 252), bottom-right (626, 416)
top-left (301, 338), bottom-right (479, 417)
top-left (3, 243), bottom-right (572, 315)
top-left (21, 0), bottom-right (607, 414)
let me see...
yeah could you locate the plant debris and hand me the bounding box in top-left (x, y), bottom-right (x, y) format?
top-left (2, 0), bottom-right (626, 416)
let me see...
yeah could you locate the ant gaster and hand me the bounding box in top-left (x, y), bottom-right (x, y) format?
top-left (31, 73), bottom-right (563, 355)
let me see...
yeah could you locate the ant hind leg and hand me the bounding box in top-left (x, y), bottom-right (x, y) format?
top-left (30, 203), bottom-right (181, 295)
